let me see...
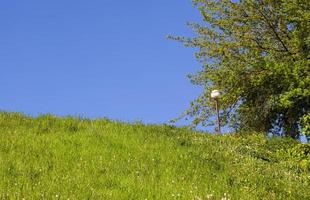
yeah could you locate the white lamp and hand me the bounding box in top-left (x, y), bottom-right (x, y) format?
top-left (211, 90), bottom-right (221, 99)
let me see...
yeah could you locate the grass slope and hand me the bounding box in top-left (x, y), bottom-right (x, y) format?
top-left (0, 112), bottom-right (309, 199)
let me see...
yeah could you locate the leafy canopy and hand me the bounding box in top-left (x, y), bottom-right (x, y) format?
top-left (171, 0), bottom-right (310, 137)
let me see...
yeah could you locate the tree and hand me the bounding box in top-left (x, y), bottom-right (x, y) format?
top-left (170, 0), bottom-right (310, 137)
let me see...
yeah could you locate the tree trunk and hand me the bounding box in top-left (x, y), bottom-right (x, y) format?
top-left (284, 110), bottom-right (298, 138)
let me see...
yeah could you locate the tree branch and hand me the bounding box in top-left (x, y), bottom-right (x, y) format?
top-left (256, 8), bottom-right (291, 55)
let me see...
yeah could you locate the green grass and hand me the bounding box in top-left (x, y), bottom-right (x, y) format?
top-left (0, 112), bottom-right (309, 199)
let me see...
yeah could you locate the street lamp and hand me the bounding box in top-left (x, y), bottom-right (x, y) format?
top-left (211, 90), bottom-right (221, 134)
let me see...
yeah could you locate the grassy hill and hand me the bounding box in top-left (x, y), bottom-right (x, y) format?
top-left (0, 112), bottom-right (309, 199)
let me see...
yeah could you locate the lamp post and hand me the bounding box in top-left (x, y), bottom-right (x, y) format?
top-left (211, 90), bottom-right (221, 134)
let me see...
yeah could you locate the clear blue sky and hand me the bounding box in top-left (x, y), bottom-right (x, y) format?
top-left (0, 1), bottom-right (203, 126)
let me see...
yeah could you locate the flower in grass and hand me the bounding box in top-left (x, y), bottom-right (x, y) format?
top-left (221, 193), bottom-right (230, 200)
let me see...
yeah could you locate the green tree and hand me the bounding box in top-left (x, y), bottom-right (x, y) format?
top-left (170, 0), bottom-right (310, 137)
top-left (301, 113), bottom-right (310, 136)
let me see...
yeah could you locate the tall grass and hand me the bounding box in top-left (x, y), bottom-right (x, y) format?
top-left (0, 112), bottom-right (309, 199)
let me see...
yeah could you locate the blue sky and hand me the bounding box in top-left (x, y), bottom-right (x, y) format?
top-left (0, 1), bottom-right (203, 126)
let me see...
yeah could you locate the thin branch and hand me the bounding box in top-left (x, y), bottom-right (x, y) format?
top-left (256, 8), bottom-right (291, 54)
top-left (250, 38), bottom-right (289, 53)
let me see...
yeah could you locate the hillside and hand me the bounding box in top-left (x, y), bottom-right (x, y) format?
top-left (0, 112), bottom-right (309, 199)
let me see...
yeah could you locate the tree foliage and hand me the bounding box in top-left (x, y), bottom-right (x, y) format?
top-left (301, 113), bottom-right (310, 136)
top-left (171, 0), bottom-right (310, 137)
